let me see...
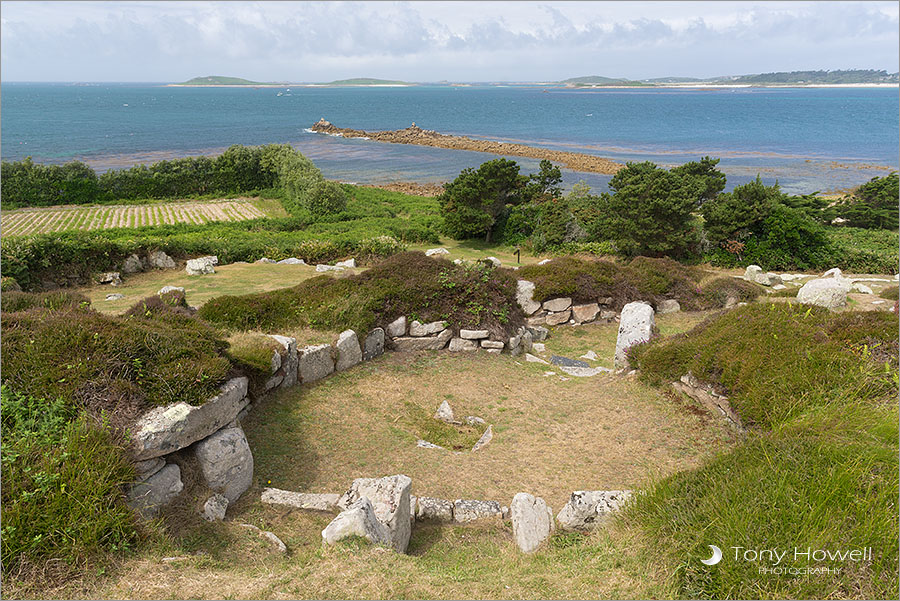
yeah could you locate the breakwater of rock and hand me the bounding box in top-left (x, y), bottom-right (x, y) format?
top-left (310, 119), bottom-right (622, 175)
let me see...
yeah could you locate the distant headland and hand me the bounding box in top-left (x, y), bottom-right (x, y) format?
top-left (169, 76), bottom-right (413, 88)
top-left (308, 118), bottom-right (622, 175)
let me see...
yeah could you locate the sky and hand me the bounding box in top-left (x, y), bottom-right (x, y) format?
top-left (1, 1), bottom-right (898, 82)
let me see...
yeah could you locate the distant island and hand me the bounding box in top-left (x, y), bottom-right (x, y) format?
top-left (171, 69), bottom-right (899, 88)
top-left (560, 69), bottom-right (899, 87)
top-left (171, 76), bottom-right (412, 87)
top-left (178, 75), bottom-right (265, 86)
top-left (325, 78), bottom-right (412, 86)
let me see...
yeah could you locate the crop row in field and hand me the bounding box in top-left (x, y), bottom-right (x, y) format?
top-left (1, 200), bottom-right (267, 236)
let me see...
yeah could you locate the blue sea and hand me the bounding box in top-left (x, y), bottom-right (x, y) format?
top-left (2, 83), bottom-right (898, 195)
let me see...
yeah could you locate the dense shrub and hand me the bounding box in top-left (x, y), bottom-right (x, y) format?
top-left (880, 285), bottom-right (899, 300)
top-left (834, 172), bottom-right (899, 230)
top-left (0, 145), bottom-right (300, 209)
top-left (122, 290), bottom-right (195, 319)
top-left (699, 277), bottom-right (764, 306)
top-left (1, 387), bottom-right (138, 574)
top-left (517, 255), bottom-right (748, 311)
top-left (199, 251), bottom-right (524, 339)
top-left (1, 290), bottom-right (90, 313)
top-left (1, 276), bottom-right (22, 292)
top-left (440, 158), bottom-right (526, 242)
top-left (1, 305), bottom-right (232, 421)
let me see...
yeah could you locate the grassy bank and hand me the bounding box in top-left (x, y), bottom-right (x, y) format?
top-left (626, 303), bottom-right (899, 599)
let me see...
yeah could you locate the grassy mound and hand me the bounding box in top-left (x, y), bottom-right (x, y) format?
top-left (517, 255), bottom-right (763, 311)
top-left (879, 285), bottom-right (898, 300)
top-left (198, 252), bottom-right (524, 339)
top-left (629, 303), bottom-right (897, 428)
top-left (1, 297), bottom-right (233, 424)
top-left (623, 303), bottom-right (898, 598)
top-left (1, 290), bottom-right (90, 312)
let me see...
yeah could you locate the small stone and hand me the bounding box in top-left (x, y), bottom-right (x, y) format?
top-left (255, 257), bottom-right (277, 263)
top-left (97, 271), bottom-right (122, 286)
top-left (465, 415), bottom-right (486, 426)
top-left (537, 258), bottom-right (552, 265)
top-left (185, 256), bottom-right (217, 275)
top-left (526, 326), bottom-right (549, 341)
top-left (472, 425), bottom-right (493, 452)
top-left (542, 297), bottom-right (572, 312)
top-left (148, 250), bottom-right (176, 269)
top-left (851, 283), bottom-right (874, 294)
top-left (386, 316), bottom-right (407, 338)
top-left (579, 350), bottom-right (598, 361)
top-left (241, 524), bottom-right (287, 553)
top-left (392, 329), bottom-right (452, 351)
top-left (409, 320), bottom-right (447, 337)
top-left (157, 285), bottom-right (184, 295)
top-left (571, 303), bottom-right (601, 323)
top-left (744, 265), bottom-right (763, 280)
top-left (481, 340), bottom-right (505, 349)
top-left (425, 247), bottom-right (450, 256)
top-left (526, 315), bottom-right (548, 327)
top-left (417, 440), bottom-right (445, 450)
top-left (657, 299), bottom-right (681, 314)
top-left (483, 256), bottom-right (502, 267)
top-left (122, 254), bottom-right (144, 274)
top-left (532, 342), bottom-right (546, 353)
top-left (202, 494), bottom-right (228, 522)
top-left (277, 257), bottom-right (306, 265)
top-left (545, 310), bottom-right (571, 326)
top-left (448, 337), bottom-right (479, 352)
top-left (315, 264), bottom-right (344, 272)
top-left (459, 329), bottom-right (489, 339)
top-left (771, 284), bottom-right (787, 291)
top-left (134, 457), bottom-right (166, 481)
top-left (106, 293), bottom-right (124, 301)
top-left (556, 491), bottom-right (632, 531)
top-left (435, 400), bottom-right (455, 423)
top-left (525, 353), bottom-right (549, 364)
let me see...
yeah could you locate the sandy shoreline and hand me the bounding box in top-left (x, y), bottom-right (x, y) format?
top-left (309, 119), bottom-right (623, 175)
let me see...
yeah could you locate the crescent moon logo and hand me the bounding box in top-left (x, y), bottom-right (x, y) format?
top-left (701, 545), bottom-right (723, 565)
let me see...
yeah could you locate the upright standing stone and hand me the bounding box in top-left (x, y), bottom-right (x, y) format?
top-left (269, 335), bottom-right (298, 388)
top-left (511, 492), bottom-right (554, 553)
top-left (516, 280), bottom-right (541, 315)
top-left (337, 474), bottom-right (412, 553)
top-left (744, 265), bottom-right (762, 280)
top-left (363, 328), bottom-right (385, 360)
top-left (335, 330), bottom-right (362, 371)
top-left (322, 498), bottom-right (392, 547)
top-left (185, 256), bottom-right (217, 275)
top-left (299, 344), bottom-right (335, 383)
top-left (192, 426), bottom-right (254, 504)
top-left (614, 301), bottom-right (655, 369)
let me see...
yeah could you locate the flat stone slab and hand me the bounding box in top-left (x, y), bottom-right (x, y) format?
top-left (277, 258), bottom-right (306, 265)
top-left (525, 353), bottom-right (549, 364)
top-left (425, 247), bottom-right (450, 256)
top-left (472, 424), bottom-right (493, 452)
top-left (550, 355), bottom-right (590, 368)
top-left (315, 264), bottom-right (345, 272)
top-left (409, 320), bottom-right (447, 337)
top-left (449, 337), bottom-right (479, 352)
top-left (392, 329), bottom-right (452, 351)
top-left (261, 488), bottom-right (340, 511)
top-left (459, 329), bottom-right (489, 339)
top-left (545, 310), bottom-right (572, 326)
top-left (453, 499), bottom-right (502, 523)
top-left (560, 366), bottom-right (611, 377)
top-left (131, 377), bottom-right (249, 461)
top-left (481, 340), bottom-right (505, 349)
top-left (542, 297), bottom-right (572, 312)
top-left (415, 497), bottom-right (454, 522)
top-left (571, 303), bottom-right (601, 323)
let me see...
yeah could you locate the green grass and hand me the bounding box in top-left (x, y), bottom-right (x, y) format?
top-left (0, 387), bottom-right (139, 575)
top-left (623, 303), bottom-right (899, 598)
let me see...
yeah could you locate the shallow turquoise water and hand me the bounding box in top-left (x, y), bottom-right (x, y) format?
top-left (2, 83), bottom-right (897, 194)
